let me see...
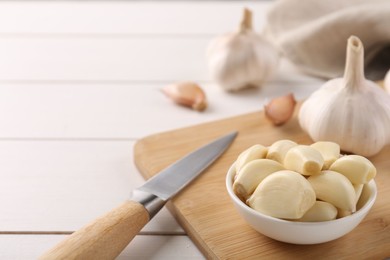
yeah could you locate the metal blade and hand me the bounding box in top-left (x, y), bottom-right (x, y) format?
top-left (137, 131), bottom-right (237, 200)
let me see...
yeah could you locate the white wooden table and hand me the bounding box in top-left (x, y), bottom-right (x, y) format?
top-left (0, 1), bottom-right (324, 259)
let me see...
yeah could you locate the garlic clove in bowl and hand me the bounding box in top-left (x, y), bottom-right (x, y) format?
top-left (207, 8), bottom-right (279, 91)
top-left (226, 139), bottom-right (377, 244)
top-left (226, 162), bottom-right (377, 244)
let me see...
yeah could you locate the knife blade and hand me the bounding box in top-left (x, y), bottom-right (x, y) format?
top-left (40, 131), bottom-right (237, 260)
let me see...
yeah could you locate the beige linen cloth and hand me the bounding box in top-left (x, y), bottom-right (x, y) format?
top-left (264, 0), bottom-right (390, 80)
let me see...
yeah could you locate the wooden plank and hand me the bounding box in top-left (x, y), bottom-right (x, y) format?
top-left (0, 72), bottom-right (323, 139)
top-left (0, 37), bottom-right (210, 81)
top-left (0, 35), bottom-right (320, 82)
top-left (0, 1), bottom-right (270, 35)
top-left (0, 140), bottom-right (183, 234)
top-left (0, 235), bottom-right (204, 259)
top-left (133, 110), bottom-right (390, 259)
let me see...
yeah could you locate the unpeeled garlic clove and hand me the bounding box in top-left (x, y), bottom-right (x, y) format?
top-left (207, 8), bottom-right (279, 91)
top-left (264, 93), bottom-right (297, 126)
top-left (247, 170), bottom-right (316, 219)
top-left (284, 145), bottom-right (324, 176)
top-left (329, 155), bottom-right (376, 184)
top-left (310, 141), bottom-right (340, 170)
top-left (266, 139), bottom-right (297, 164)
top-left (162, 82), bottom-right (207, 111)
top-left (308, 170), bottom-right (356, 212)
top-left (235, 144), bottom-right (268, 173)
top-left (233, 159), bottom-right (284, 201)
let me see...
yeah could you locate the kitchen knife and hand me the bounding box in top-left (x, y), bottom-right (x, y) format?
top-left (40, 131), bottom-right (237, 260)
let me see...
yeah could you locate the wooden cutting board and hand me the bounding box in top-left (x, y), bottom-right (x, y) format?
top-left (134, 109), bottom-right (390, 259)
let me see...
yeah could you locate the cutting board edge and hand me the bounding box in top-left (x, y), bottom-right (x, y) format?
top-left (165, 202), bottom-right (216, 259)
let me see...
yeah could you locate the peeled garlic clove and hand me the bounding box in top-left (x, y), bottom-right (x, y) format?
top-left (298, 36), bottom-right (390, 156)
top-left (354, 184), bottom-right (364, 204)
top-left (297, 201), bottom-right (337, 222)
top-left (337, 208), bottom-right (352, 218)
top-left (266, 139), bottom-right (297, 164)
top-left (356, 183), bottom-right (372, 210)
top-left (264, 93), bottom-right (297, 126)
top-left (207, 8), bottom-right (279, 91)
top-left (247, 170), bottom-right (316, 219)
top-left (337, 183), bottom-right (364, 218)
top-left (385, 69), bottom-right (390, 93)
top-left (310, 141), bottom-right (340, 170)
top-left (337, 184), bottom-right (363, 218)
top-left (162, 82), bottom-right (207, 111)
top-left (284, 145), bottom-right (324, 176)
top-left (329, 155), bottom-right (376, 184)
top-left (233, 159), bottom-right (284, 200)
top-left (308, 170), bottom-right (356, 212)
top-left (235, 144), bottom-right (268, 173)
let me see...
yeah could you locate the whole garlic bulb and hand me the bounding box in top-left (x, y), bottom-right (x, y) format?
top-left (299, 36), bottom-right (390, 157)
top-left (207, 8), bottom-right (279, 91)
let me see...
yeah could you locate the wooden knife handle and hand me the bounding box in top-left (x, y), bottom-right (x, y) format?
top-left (39, 200), bottom-right (150, 260)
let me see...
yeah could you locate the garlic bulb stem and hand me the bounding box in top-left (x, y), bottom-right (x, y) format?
top-left (239, 8), bottom-right (252, 32)
top-left (343, 36), bottom-right (365, 90)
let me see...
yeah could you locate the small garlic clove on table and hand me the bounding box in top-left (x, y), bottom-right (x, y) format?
top-left (264, 93), bottom-right (297, 126)
top-left (162, 82), bottom-right (207, 111)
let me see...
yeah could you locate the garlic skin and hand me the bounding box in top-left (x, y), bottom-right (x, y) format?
top-left (207, 8), bottom-right (279, 91)
top-left (162, 82), bottom-right (207, 111)
top-left (299, 36), bottom-right (390, 157)
top-left (385, 69), bottom-right (390, 93)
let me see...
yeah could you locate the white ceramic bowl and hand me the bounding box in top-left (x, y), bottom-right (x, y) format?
top-left (226, 163), bottom-right (377, 244)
